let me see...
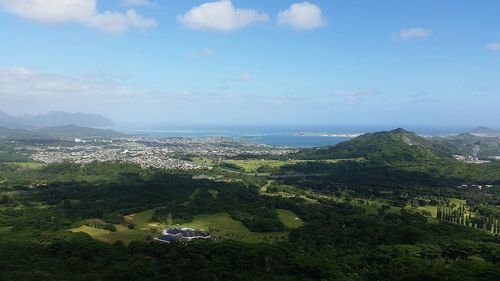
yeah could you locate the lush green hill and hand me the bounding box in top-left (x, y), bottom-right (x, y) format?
top-left (283, 128), bottom-right (500, 188)
top-left (292, 128), bottom-right (450, 162)
top-left (434, 133), bottom-right (500, 158)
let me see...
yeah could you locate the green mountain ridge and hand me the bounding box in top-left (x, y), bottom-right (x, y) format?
top-left (0, 110), bottom-right (115, 128)
top-left (293, 128), bottom-right (449, 162)
top-left (0, 124), bottom-right (125, 139)
top-left (435, 133), bottom-right (500, 158)
top-left (34, 124), bottom-right (126, 138)
top-left (284, 128), bottom-right (500, 188)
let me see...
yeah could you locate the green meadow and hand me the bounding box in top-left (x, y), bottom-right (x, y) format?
top-left (1, 162), bottom-right (46, 168)
top-left (69, 225), bottom-right (149, 245)
top-left (70, 208), bottom-right (304, 244)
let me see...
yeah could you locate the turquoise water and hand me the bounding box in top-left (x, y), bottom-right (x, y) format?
top-left (122, 125), bottom-right (470, 148)
top-left (124, 127), bottom-right (352, 148)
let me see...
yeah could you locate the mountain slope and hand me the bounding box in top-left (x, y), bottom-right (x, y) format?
top-left (283, 128), bottom-right (500, 188)
top-left (0, 125), bottom-right (125, 139)
top-left (34, 124), bottom-right (125, 138)
top-left (469, 126), bottom-right (500, 136)
top-left (0, 126), bottom-right (36, 139)
top-left (434, 133), bottom-right (500, 158)
top-left (293, 128), bottom-right (449, 162)
top-left (0, 111), bottom-right (115, 128)
top-left (0, 111), bottom-right (23, 128)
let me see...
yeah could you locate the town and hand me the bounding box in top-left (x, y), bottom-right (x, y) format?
top-left (26, 136), bottom-right (297, 170)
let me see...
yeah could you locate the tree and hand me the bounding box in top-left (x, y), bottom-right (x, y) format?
top-left (167, 212), bottom-right (173, 226)
top-left (0, 195), bottom-right (10, 205)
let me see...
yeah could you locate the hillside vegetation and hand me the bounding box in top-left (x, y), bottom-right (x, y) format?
top-left (283, 128), bottom-right (500, 188)
top-left (293, 128), bottom-right (451, 161)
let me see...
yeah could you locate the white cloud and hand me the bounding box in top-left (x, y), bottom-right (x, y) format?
top-left (121, 0), bottom-right (154, 7)
top-left (334, 90), bottom-right (377, 103)
top-left (0, 0), bottom-right (156, 34)
top-left (0, 68), bottom-right (136, 101)
top-left (278, 2), bottom-right (325, 30)
top-left (410, 92), bottom-right (440, 104)
top-left (238, 73), bottom-right (252, 82)
top-left (85, 9), bottom-right (156, 33)
top-left (486, 43), bottom-right (500, 51)
top-left (191, 48), bottom-right (214, 57)
top-left (177, 0), bottom-right (269, 31)
top-left (394, 27), bottom-right (432, 40)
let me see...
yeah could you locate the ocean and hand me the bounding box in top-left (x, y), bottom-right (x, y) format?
top-left (123, 126), bottom-right (353, 148)
top-left (121, 124), bottom-right (472, 148)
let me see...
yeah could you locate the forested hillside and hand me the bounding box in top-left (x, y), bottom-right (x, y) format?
top-left (0, 161), bottom-right (498, 280)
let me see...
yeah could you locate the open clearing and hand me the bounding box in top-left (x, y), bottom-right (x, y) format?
top-left (222, 159), bottom-right (298, 173)
top-left (71, 208), bottom-right (304, 244)
top-left (69, 225), bottom-right (150, 245)
top-left (277, 209), bottom-right (304, 228)
top-left (191, 158), bottom-right (365, 173)
top-left (124, 209), bottom-right (159, 231)
top-left (176, 212), bottom-right (289, 243)
top-left (222, 158), bottom-right (363, 173)
top-left (0, 226), bottom-right (13, 234)
top-left (1, 162), bottom-right (46, 169)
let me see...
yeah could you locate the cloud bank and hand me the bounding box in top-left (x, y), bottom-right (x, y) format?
top-left (0, 0), bottom-right (156, 34)
top-left (0, 68), bottom-right (135, 101)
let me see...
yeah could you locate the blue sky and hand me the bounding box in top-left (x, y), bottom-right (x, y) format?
top-left (0, 0), bottom-right (499, 127)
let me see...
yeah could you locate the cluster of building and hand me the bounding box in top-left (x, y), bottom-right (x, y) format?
top-left (154, 228), bottom-right (211, 243)
top-left (25, 136), bottom-right (295, 170)
top-left (452, 154), bottom-right (490, 164)
top-left (456, 184), bottom-right (494, 191)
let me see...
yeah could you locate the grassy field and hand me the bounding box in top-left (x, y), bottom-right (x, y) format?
top-left (222, 160), bottom-right (297, 173)
top-left (70, 209), bottom-right (162, 244)
top-left (277, 209), bottom-right (304, 228)
top-left (406, 198), bottom-right (467, 218)
top-left (191, 157), bottom-right (216, 166)
top-left (0, 226), bottom-right (13, 234)
top-left (222, 158), bottom-right (363, 173)
top-left (126, 209), bottom-right (299, 243)
top-left (1, 162), bottom-right (46, 169)
top-left (124, 209), bottom-right (159, 231)
top-left (72, 207), bottom-right (304, 244)
top-left (69, 225), bottom-right (151, 244)
top-left (207, 188), bottom-right (219, 198)
top-left (176, 212), bottom-right (289, 243)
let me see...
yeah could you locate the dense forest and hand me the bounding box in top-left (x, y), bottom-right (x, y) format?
top-left (0, 160), bottom-right (499, 280)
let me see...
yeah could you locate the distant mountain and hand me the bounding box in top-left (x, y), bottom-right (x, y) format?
top-left (0, 111), bottom-right (115, 128)
top-left (293, 128), bottom-right (449, 162)
top-left (436, 132), bottom-right (500, 158)
top-left (0, 125), bottom-right (125, 139)
top-left (0, 126), bottom-right (36, 139)
top-left (34, 124), bottom-right (125, 138)
top-left (0, 111), bottom-right (22, 128)
top-left (468, 126), bottom-right (500, 136)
